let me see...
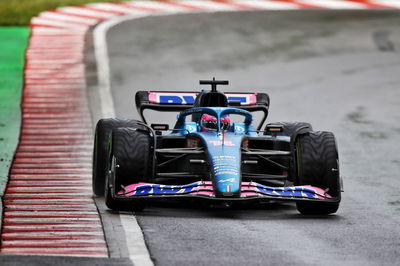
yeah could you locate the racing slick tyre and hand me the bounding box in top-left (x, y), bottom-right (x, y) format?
top-left (264, 122), bottom-right (312, 137)
top-left (93, 118), bottom-right (142, 196)
top-left (105, 127), bottom-right (152, 211)
top-left (295, 131), bottom-right (341, 215)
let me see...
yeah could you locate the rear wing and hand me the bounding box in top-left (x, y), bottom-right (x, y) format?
top-left (135, 91), bottom-right (270, 130)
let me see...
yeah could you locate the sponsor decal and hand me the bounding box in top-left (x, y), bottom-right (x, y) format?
top-left (209, 140), bottom-right (235, 146)
top-left (124, 182), bottom-right (202, 196)
top-left (255, 186), bottom-right (317, 198)
top-left (234, 125), bottom-right (245, 133)
top-left (149, 92), bottom-right (257, 105)
top-left (212, 156), bottom-right (239, 177)
top-left (218, 178), bottom-right (235, 183)
top-left (185, 124), bottom-right (197, 132)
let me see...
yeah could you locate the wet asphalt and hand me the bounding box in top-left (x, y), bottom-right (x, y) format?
top-left (106, 10), bottom-right (400, 266)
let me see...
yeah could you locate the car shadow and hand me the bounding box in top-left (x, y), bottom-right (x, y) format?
top-left (127, 199), bottom-right (342, 221)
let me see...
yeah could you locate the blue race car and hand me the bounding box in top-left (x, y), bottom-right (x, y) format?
top-left (93, 79), bottom-right (342, 215)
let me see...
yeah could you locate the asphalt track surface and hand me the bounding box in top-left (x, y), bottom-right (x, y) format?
top-left (105, 10), bottom-right (400, 266)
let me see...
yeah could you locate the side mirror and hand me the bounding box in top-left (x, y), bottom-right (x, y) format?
top-left (265, 124), bottom-right (284, 134)
top-left (151, 124), bottom-right (169, 131)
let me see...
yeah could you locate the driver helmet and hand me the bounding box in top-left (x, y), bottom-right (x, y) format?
top-left (200, 114), bottom-right (230, 131)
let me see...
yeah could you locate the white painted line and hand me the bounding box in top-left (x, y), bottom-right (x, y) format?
top-left (22, 126), bottom-right (91, 131)
top-left (17, 147), bottom-right (91, 152)
top-left (25, 74), bottom-right (84, 79)
top-left (4, 224), bottom-right (102, 229)
top-left (179, 0), bottom-right (239, 11)
top-left (31, 17), bottom-right (90, 29)
top-left (86, 3), bottom-right (147, 14)
top-left (27, 58), bottom-right (83, 64)
top-left (20, 128), bottom-right (91, 133)
top-left (30, 27), bottom-right (87, 35)
top-left (26, 54), bottom-right (84, 59)
top-left (94, 20), bottom-right (115, 118)
top-left (15, 152), bottom-right (92, 157)
top-left (235, 0), bottom-right (299, 9)
top-left (18, 132), bottom-right (90, 137)
top-left (5, 211), bottom-right (100, 215)
top-left (23, 94), bottom-right (84, 99)
top-left (9, 183), bottom-right (91, 188)
top-left (94, 14), bottom-right (149, 118)
top-left (297, 0), bottom-right (367, 9)
top-left (26, 59), bottom-right (82, 64)
top-left (38, 11), bottom-right (99, 24)
top-left (24, 68), bottom-right (82, 72)
top-left (10, 173), bottom-right (92, 176)
top-left (12, 163), bottom-right (92, 168)
top-left (94, 13), bottom-right (157, 265)
top-left (5, 217), bottom-right (101, 222)
top-left (57, 6), bottom-right (117, 19)
top-left (120, 213), bottom-right (153, 266)
top-left (27, 47), bottom-right (83, 51)
top-left (4, 195), bottom-right (97, 200)
top-left (27, 55), bottom-right (83, 60)
top-left (29, 37), bottom-right (84, 43)
top-left (0, 249), bottom-right (108, 257)
top-left (123, 1), bottom-right (188, 12)
top-left (21, 126), bottom-right (91, 130)
top-left (26, 53), bottom-right (83, 57)
top-left (369, 0), bottom-right (400, 8)
top-left (23, 82), bottom-right (84, 87)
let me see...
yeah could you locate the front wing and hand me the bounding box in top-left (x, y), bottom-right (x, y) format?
top-left (116, 181), bottom-right (338, 203)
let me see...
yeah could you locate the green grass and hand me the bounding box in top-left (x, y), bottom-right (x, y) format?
top-left (0, 0), bottom-right (126, 25)
top-left (0, 27), bottom-right (30, 195)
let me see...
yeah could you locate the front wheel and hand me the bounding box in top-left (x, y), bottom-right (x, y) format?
top-left (92, 118), bottom-right (142, 196)
top-left (295, 131), bottom-right (341, 215)
top-left (105, 127), bottom-right (152, 211)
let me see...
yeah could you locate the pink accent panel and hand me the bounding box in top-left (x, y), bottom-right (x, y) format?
top-left (192, 191), bottom-right (214, 196)
top-left (249, 94), bottom-right (257, 105)
top-left (148, 92), bottom-right (157, 103)
top-left (241, 192), bottom-right (256, 196)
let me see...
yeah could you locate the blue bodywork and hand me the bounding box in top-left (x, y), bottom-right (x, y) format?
top-left (172, 107), bottom-right (256, 197)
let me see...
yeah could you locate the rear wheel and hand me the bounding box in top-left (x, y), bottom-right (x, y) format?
top-left (105, 127), bottom-right (152, 211)
top-left (92, 118), bottom-right (142, 196)
top-left (295, 131), bottom-right (341, 215)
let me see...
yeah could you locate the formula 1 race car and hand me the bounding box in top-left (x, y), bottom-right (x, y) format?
top-left (93, 79), bottom-right (342, 215)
